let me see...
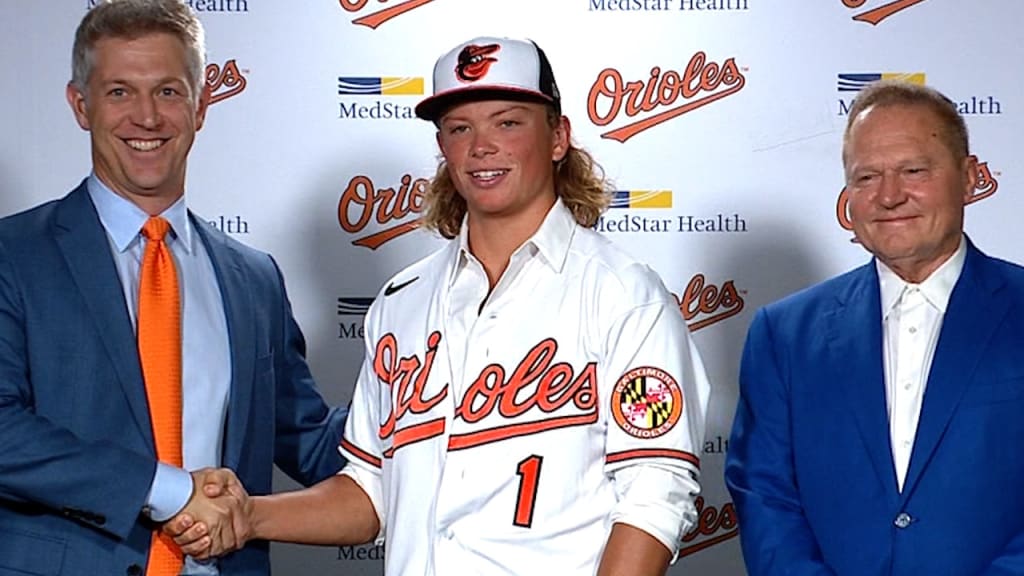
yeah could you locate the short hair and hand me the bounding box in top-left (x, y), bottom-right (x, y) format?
top-left (71, 0), bottom-right (206, 98)
top-left (422, 106), bottom-right (613, 239)
top-left (843, 80), bottom-right (969, 164)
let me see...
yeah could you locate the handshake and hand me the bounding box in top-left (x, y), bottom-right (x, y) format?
top-left (161, 468), bottom-right (254, 560)
top-left (156, 467), bottom-right (378, 556)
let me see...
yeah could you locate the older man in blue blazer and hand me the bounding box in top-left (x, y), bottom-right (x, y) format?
top-left (0, 1), bottom-right (345, 575)
top-left (726, 80), bottom-right (1024, 575)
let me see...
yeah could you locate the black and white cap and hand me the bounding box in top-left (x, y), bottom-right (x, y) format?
top-left (415, 36), bottom-right (561, 122)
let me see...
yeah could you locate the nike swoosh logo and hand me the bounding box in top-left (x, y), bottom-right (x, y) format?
top-left (384, 276), bottom-right (419, 296)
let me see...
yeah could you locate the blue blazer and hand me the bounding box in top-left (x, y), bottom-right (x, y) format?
top-left (726, 241), bottom-right (1024, 576)
top-left (0, 183), bottom-right (346, 576)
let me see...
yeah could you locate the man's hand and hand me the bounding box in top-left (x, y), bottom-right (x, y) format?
top-left (162, 468), bottom-right (251, 559)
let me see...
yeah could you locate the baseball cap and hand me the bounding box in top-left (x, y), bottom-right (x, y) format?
top-left (415, 36), bottom-right (561, 122)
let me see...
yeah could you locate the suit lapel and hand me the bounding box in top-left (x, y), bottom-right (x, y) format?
top-left (54, 185), bottom-right (153, 446)
top-left (899, 243), bottom-right (1009, 500)
top-left (193, 216), bottom-right (254, 470)
top-left (827, 263), bottom-right (900, 503)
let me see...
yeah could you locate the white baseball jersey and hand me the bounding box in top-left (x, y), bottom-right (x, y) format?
top-left (340, 200), bottom-right (710, 575)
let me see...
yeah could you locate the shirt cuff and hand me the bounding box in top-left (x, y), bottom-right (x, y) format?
top-left (339, 463), bottom-right (386, 545)
top-left (144, 463), bottom-right (194, 522)
top-left (608, 463), bottom-right (701, 557)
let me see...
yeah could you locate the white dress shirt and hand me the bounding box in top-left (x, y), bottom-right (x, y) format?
top-left (877, 237), bottom-right (966, 490)
top-left (88, 176), bottom-right (231, 575)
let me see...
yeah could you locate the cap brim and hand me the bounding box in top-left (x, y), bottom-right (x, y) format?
top-left (415, 85), bottom-right (556, 122)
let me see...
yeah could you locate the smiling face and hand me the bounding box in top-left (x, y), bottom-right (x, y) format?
top-left (845, 103), bottom-right (977, 283)
top-left (436, 99), bottom-right (568, 230)
top-left (67, 32), bottom-right (209, 214)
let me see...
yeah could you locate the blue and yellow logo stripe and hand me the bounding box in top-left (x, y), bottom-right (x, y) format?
top-left (610, 190), bottom-right (673, 209)
top-left (337, 77), bottom-right (424, 96)
top-left (337, 297), bottom-right (374, 315)
top-left (837, 73), bottom-right (926, 92)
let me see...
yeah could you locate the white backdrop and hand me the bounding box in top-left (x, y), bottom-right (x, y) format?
top-left (1, 1), bottom-right (1021, 574)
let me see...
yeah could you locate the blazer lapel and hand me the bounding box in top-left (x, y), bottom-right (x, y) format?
top-left (899, 243), bottom-right (1009, 500)
top-left (54, 185), bottom-right (153, 446)
top-left (193, 216), bottom-right (254, 470)
top-left (827, 263), bottom-right (900, 503)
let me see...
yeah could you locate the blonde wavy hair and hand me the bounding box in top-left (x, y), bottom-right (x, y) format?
top-left (422, 107), bottom-right (613, 239)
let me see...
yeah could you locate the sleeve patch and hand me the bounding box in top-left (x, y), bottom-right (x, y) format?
top-left (611, 366), bottom-right (683, 439)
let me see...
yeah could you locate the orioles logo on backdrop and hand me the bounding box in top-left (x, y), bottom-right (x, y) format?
top-left (611, 367), bottom-right (682, 439)
top-left (674, 274), bottom-right (746, 331)
top-left (205, 60), bottom-right (247, 105)
top-left (337, 173), bottom-right (428, 250)
top-left (456, 44), bottom-right (501, 83)
top-left (842, 0), bottom-right (930, 25)
top-left (678, 496), bottom-right (739, 559)
top-left (587, 52), bottom-right (746, 143)
top-left (835, 157), bottom-right (999, 240)
top-left (339, 0), bottom-right (439, 29)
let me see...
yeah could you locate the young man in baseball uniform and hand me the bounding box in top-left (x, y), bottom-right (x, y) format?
top-left (173, 36), bottom-right (710, 576)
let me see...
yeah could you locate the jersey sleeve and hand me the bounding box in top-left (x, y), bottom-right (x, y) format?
top-left (600, 270), bottom-right (712, 551)
top-left (602, 291), bottom-right (710, 475)
top-left (338, 356), bottom-right (384, 471)
top-left (337, 315), bottom-right (387, 529)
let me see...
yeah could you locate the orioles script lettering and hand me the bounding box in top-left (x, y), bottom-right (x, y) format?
top-left (843, 0), bottom-right (930, 25)
top-left (339, 0), bottom-right (438, 29)
top-left (587, 52), bottom-right (746, 143)
top-left (338, 174), bottom-right (427, 250)
top-left (374, 331), bottom-right (446, 440)
top-left (677, 274), bottom-right (745, 332)
top-left (205, 59), bottom-right (246, 105)
top-left (372, 333), bottom-right (600, 454)
top-left (455, 338), bottom-right (597, 424)
top-left (678, 497), bottom-right (739, 558)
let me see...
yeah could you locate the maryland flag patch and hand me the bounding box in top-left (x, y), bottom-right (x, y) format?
top-left (611, 367), bottom-right (683, 439)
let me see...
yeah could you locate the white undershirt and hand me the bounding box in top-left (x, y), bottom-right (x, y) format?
top-left (877, 237), bottom-right (965, 491)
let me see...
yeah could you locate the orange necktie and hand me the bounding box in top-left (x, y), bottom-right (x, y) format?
top-left (138, 217), bottom-right (184, 576)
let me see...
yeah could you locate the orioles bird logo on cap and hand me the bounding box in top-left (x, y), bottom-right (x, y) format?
top-left (455, 43), bottom-right (500, 83)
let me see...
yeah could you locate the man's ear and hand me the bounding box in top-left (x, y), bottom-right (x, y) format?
top-left (194, 82), bottom-right (212, 132)
top-left (961, 154), bottom-right (979, 203)
top-left (552, 115), bottom-right (570, 163)
top-left (66, 82), bottom-right (91, 131)
top-left (436, 129), bottom-right (451, 160)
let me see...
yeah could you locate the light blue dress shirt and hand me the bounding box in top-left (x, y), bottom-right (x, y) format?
top-left (88, 176), bottom-right (230, 575)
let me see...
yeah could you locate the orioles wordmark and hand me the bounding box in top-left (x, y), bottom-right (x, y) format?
top-left (587, 52), bottom-right (746, 142)
top-left (678, 496), bottom-right (739, 558)
top-left (842, 0), bottom-right (930, 25)
top-left (676, 273), bottom-right (745, 332)
top-left (339, 0), bottom-right (438, 29)
top-left (205, 60), bottom-right (246, 105)
top-left (372, 333), bottom-right (599, 455)
top-left (338, 174), bottom-right (427, 250)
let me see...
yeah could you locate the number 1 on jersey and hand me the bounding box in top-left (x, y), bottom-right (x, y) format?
top-left (513, 455), bottom-right (543, 528)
